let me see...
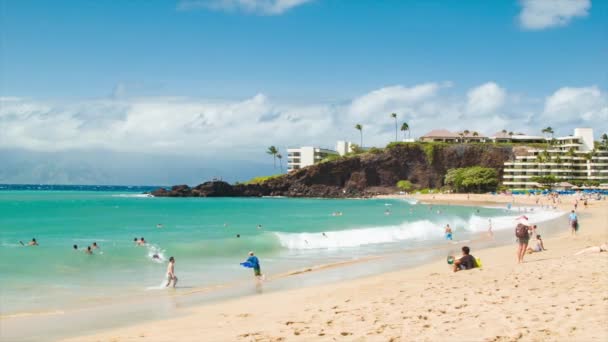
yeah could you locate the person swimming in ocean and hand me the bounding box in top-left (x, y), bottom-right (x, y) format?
top-left (92, 242), bottom-right (99, 249)
top-left (257, 224), bottom-right (263, 230)
top-left (28, 238), bottom-right (38, 246)
top-left (236, 234), bottom-right (241, 238)
top-left (133, 237), bottom-right (138, 245)
top-left (73, 244), bottom-right (78, 251)
top-left (85, 246), bottom-right (93, 255)
top-left (156, 223), bottom-right (163, 229)
top-left (137, 237), bottom-right (146, 246)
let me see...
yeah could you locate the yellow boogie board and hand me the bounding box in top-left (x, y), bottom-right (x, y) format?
top-left (475, 258), bottom-right (483, 268)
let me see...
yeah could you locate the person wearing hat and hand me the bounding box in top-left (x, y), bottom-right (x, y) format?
top-left (244, 251), bottom-right (262, 281)
top-left (515, 216), bottom-right (531, 263)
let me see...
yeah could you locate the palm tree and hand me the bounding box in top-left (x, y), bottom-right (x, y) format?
top-left (277, 153), bottom-right (283, 172)
top-left (400, 122), bottom-right (410, 140)
top-left (391, 113), bottom-right (398, 141)
top-left (536, 153), bottom-right (545, 176)
top-left (355, 124), bottom-right (363, 147)
top-left (267, 146), bottom-right (278, 169)
top-left (463, 130), bottom-right (470, 143)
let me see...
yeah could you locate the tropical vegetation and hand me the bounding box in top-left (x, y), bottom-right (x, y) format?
top-left (444, 166), bottom-right (499, 193)
top-left (396, 180), bottom-right (413, 192)
top-left (266, 146), bottom-right (279, 169)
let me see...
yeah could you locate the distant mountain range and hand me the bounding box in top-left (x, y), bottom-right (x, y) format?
top-left (0, 149), bottom-right (275, 186)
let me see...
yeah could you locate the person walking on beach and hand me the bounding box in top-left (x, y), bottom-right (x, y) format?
top-left (165, 256), bottom-right (177, 288)
top-left (515, 216), bottom-right (531, 263)
top-left (569, 210), bottom-right (579, 236)
top-left (244, 251), bottom-right (263, 282)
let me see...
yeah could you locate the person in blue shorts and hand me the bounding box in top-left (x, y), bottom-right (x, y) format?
top-left (445, 224), bottom-right (453, 240)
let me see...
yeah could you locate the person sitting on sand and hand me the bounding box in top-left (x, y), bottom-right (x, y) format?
top-left (28, 238), bottom-right (38, 246)
top-left (165, 256), bottom-right (177, 288)
top-left (574, 243), bottom-right (608, 255)
top-left (445, 224), bottom-right (453, 241)
top-left (527, 235), bottom-right (546, 254)
top-left (452, 246), bottom-right (477, 272)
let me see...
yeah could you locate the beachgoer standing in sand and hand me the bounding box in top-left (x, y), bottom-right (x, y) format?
top-left (165, 257), bottom-right (177, 288)
top-left (515, 216), bottom-right (531, 263)
top-left (568, 210), bottom-right (578, 236)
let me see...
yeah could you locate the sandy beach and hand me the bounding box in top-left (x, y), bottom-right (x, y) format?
top-left (60, 194), bottom-right (608, 342)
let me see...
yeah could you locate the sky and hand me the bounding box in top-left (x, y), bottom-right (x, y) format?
top-left (0, 0), bottom-right (607, 185)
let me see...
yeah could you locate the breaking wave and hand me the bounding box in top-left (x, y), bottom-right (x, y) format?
top-left (272, 209), bottom-right (565, 250)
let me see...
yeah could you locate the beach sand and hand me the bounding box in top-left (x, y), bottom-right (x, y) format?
top-left (63, 194), bottom-right (608, 342)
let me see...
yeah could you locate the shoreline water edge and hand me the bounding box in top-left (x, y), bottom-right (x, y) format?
top-left (1, 192), bottom-right (606, 341)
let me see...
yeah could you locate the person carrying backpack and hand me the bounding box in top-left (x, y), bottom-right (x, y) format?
top-left (515, 216), bottom-right (531, 264)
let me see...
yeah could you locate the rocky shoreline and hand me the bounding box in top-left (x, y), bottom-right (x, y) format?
top-left (150, 143), bottom-right (514, 198)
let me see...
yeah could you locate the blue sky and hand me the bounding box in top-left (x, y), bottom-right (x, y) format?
top-left (0, 0), bottom-right (607, 184)
top-left (2, 0), bottom-right (606, 99)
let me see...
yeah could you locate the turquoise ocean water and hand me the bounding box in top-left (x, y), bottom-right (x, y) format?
top-left (0, 188), bottom-right (564, 317)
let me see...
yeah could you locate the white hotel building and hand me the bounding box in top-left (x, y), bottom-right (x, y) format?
top-left (287, 141), bottom-right (354, 172)
top-left (502, 128), bottom-right (608, 189)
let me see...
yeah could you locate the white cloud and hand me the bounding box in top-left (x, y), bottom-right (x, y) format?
top-left (541, 86), bottom-right (608, 124)
top-left (466, 82), bottom-right (506, 116)
top-left (519, 0), bottom-right (591, 30)
top-left (349, 83), bottom-right (445, 119)
top-left (177, 0), bottom-right (314, 15)
top-left (1, 83), bottom-right (606, 160)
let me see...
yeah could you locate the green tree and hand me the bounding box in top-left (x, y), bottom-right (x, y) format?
top-left (391, 113), bottom-right (398, 142)
top-left (531, 175), bottom-right (558, 189)
top-left (355, 124), bottom-right (363, 147)
top-left (396, 180), bottom-right (413, 192)
top-left (400, 122), bottom-right (410, 140)
top-left (444, 166), bottom-right (499, 193)
top-left (601, 133), bottom-right (608, 149)
top-left (277, 153), bottom-right (283, 172)
top-left (535, 153), bottom-right (545, 176)
top-left (266, 146), bottom-right (278, 169)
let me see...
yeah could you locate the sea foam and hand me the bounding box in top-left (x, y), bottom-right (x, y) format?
top-left (272, 209), bottom-right (565, 250)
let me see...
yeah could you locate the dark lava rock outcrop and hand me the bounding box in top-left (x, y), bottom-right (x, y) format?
top-left (151, 143), bottom-right (514, 198)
